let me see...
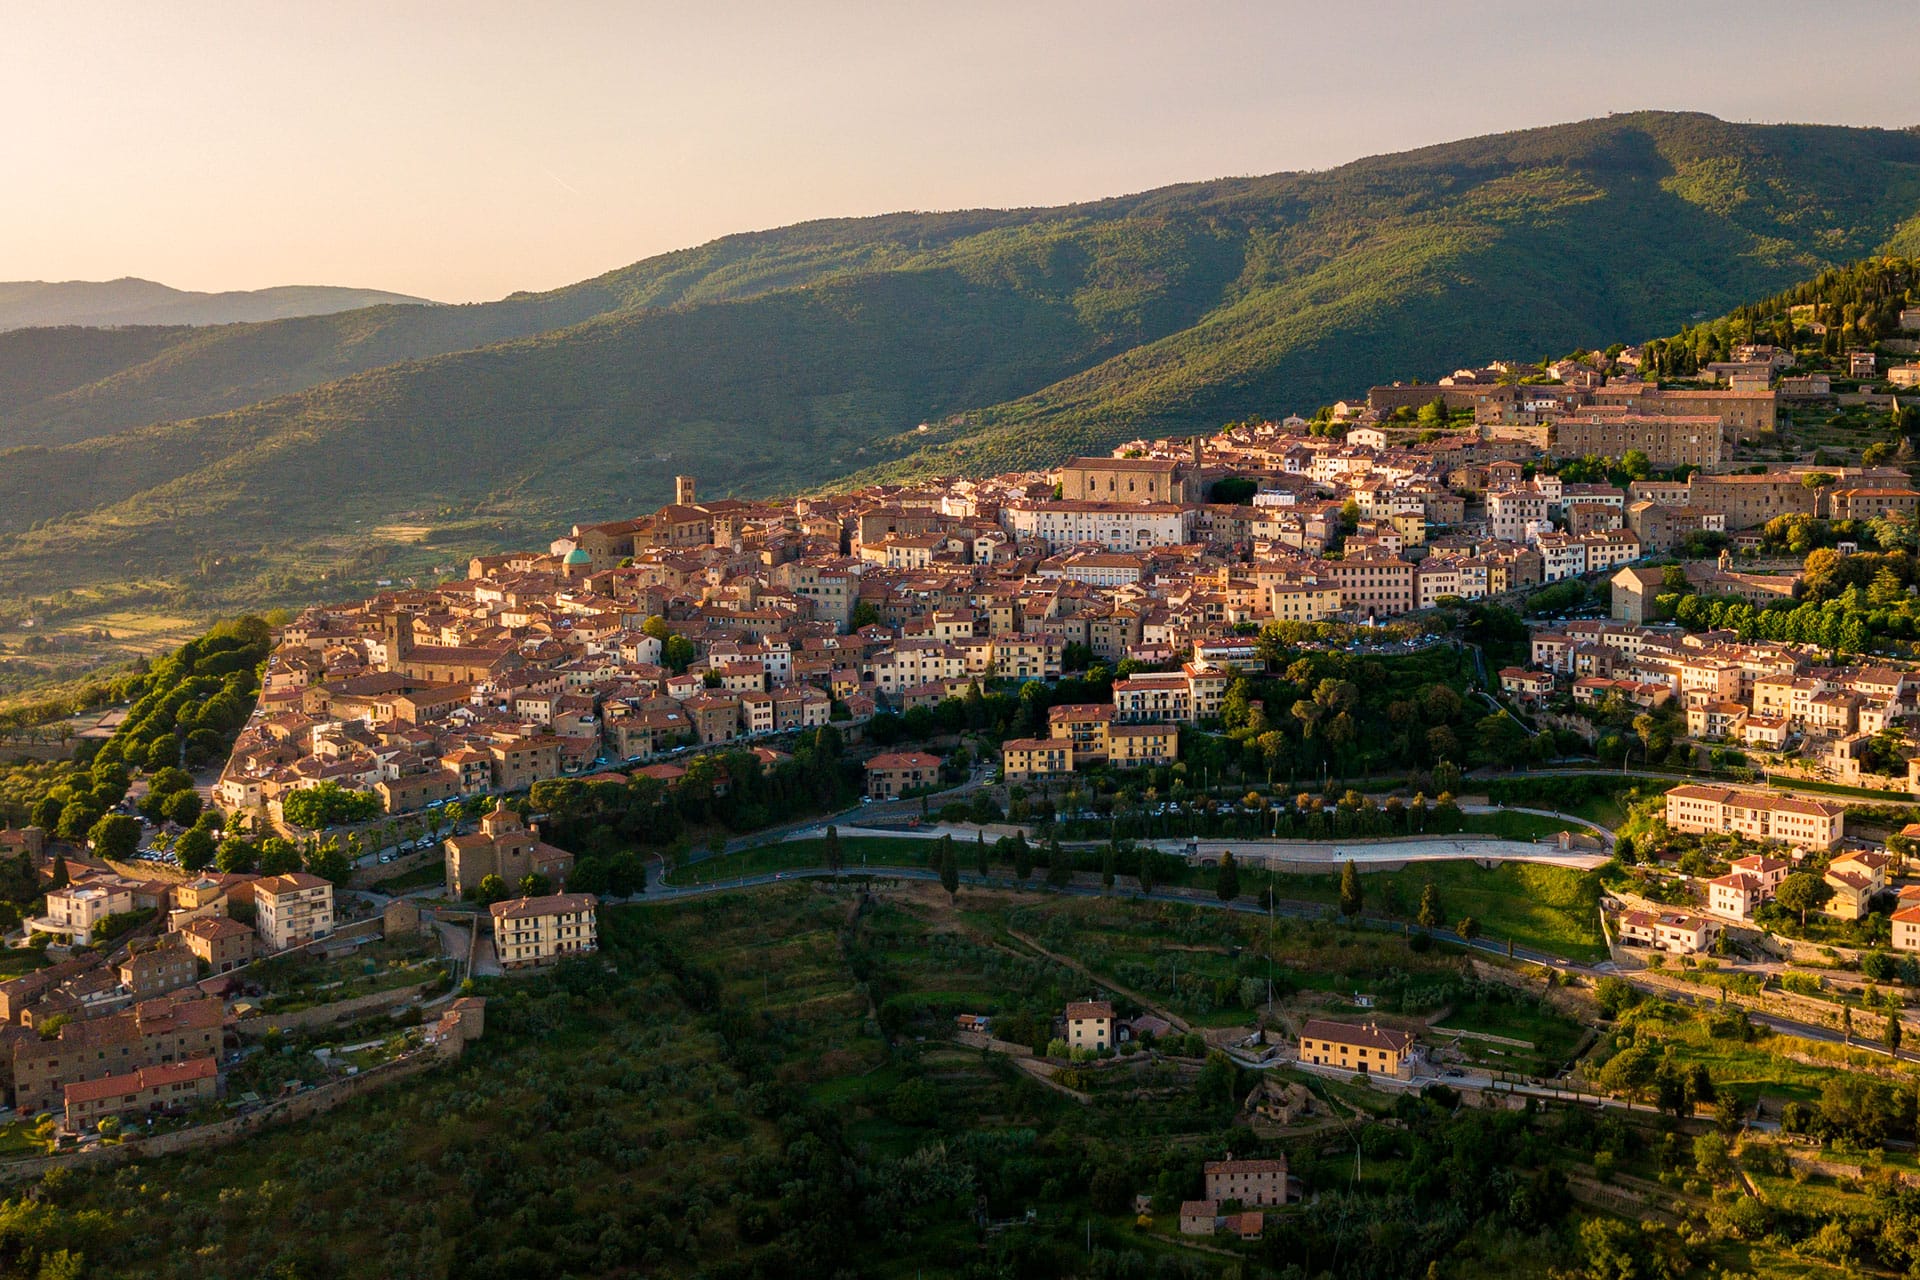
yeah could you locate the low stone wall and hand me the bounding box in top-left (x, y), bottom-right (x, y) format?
top-left (235, 979), bottom-right (439, 1037)
top-left (351, 846), bottom-right (441, 890)
top-left (0, 1048), bottom-right (451, 1183)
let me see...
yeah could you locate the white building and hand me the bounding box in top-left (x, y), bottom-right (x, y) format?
top-left (254, 872), bottom-right (336, 952)
top-left (34, 884), bottom-right (135, 946)
top-left (1000, 501), bottom-right (1196, 553)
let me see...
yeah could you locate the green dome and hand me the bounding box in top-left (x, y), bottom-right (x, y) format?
top-left (564, 548), bottom-right (591, 566)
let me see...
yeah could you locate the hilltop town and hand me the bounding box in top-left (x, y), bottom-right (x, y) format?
top-left (12, 303), bottom-right (1920, 1277)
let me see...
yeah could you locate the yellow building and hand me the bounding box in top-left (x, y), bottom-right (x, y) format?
top-left (1046, 704), bottom-right (1113, 760)
top-left (1108, 723), bottom-right (1178, 767)
top-left (1824, 851), bottom-right (1890, 921)
top-left (1065, 1000), bottom-right (1115, 1053)
top-left (1001, 738), bottom-right (1074, 781)
top-left (1298, 1019), bottom-right (1415, 1078)
top-left (1267, 583), bottom-right (1344, 623)
top-left (1892, 904), bottom-right (1920, 952)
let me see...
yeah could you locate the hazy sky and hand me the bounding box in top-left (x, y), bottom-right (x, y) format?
top-left (5, 1), bottom-right (1919, 302)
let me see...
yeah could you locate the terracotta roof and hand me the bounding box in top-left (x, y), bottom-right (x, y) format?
top-left (182, 916), bottom-right (253, 940)
top-left (1298, 1019), bottom-right (1413, 1052)
top-left (490, 892), bottom-right (596, 921)
top-left (866, 752), bottom-right (941, 771)
top-left (253, 872), bottom-right (331, 896)
top-left (63, 1055), bottom-right (215, 1106)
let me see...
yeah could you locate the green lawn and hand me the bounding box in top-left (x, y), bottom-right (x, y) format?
top-left (0, 948), bottom-right (51, 978)
top-left (664, 834), bottom-right (939, 884)
top-left (1261, 860), bottom-right (1607, 961)
top-left (1567, 793), bottom-right (1631, 829)
top-left (1457, 810), bottom-right (1586, 840)
top-left (1431, 998), bottom-right (1588, 1074)
top-left (369, 861), bottom-right (446, 894)
top-left (664, 831), bottom-right (1607, 961)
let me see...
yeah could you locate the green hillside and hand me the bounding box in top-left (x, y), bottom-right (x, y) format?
top-left (8, 110), bottom-right (1920, 636)
top-left (0, 210), bottom-right (1046, 449)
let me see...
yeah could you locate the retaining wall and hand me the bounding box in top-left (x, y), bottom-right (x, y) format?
top-left (351, 846), bottom-right (441, 890)
top-left (235, 979), bottom-right (439, 1037)
top-left (0, 1049), bottom-right (451, 1183)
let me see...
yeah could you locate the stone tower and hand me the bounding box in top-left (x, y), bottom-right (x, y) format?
top-left (675, 475), bottom-right (697, 506)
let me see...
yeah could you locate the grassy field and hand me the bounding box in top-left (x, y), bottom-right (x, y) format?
top-left (1264, 860), bottom-right (1608, 961)
top-left (663, 834), bottom-right (938, 884)
top-left (1589, 995), bottom-right (1920, 1109)
top-left (663, 830), bottom-right (1608, 960)
top-left (1451, 810), bottom-right (1586, 840)
top-left (1431, 999), bottom-right (1589, 1076)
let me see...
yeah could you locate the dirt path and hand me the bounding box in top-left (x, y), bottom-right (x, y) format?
top-left (1003, 925), bottom-right (1193, 1034)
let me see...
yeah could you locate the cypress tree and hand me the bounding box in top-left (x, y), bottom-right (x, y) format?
top-left (1338, 859), bottom-right (1362, 919)
top-left (938, 836), bottom-right (958, 904)
top-left (1216, 851), bottom-right (1240, 902)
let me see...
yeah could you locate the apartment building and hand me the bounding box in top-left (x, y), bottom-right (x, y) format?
top-left (1487, 490), bottom-right (1550, 542)
top-left (1001, 501), bottom-right (1195, 553)
top-left (1108, 723), bottom-right (1179, 767)
top-left (1001, 738), bottom-right (1074, 781)
top-left (253, 872), bottom-right (336, 952)
top-left (181, 916), bottom-right (257, 974)
top-left (1617, 909), bottom-right (1719, 954)
top-left (865, 751), bottom-right (942, 799)
top-left (1663, 785), bottom-right (1845, 849)
top-left (34, 884), bottom-right (134, 947)
top-left (116, 940), bottom-right (198, 999)
top-left (1321, 557), bottom-right (1414, 619)
top-left (491, 893), bottom-right (598, 970)
top-left (1112, 673), bottom-right (1193, 723)
top-left (1047, 704), bottom-right (1113, 759)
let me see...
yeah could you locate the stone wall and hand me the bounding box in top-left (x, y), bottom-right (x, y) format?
top-left (234, 979), bottom-right (440, 1038)
top-left (0, 1048), bottom-right (452, 1184)
top-left (350, 845), bottom-right (441, 890)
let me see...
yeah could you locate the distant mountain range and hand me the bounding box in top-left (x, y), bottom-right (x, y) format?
top-left (6, 110), bottom-right (1920, 619)
top-left (0, 277), bottom-right (433, 331)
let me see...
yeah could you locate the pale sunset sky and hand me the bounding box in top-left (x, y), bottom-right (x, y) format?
top-left (4, 0), bottom-right (1919, 302)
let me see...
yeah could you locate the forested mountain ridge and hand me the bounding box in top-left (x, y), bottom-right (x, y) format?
top-left (0, 211), bottom-right (1055, 449)
top-left (0, 278), bottom-right (433, 331)
top-left (8, 110), bottom-right (1920, 622)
